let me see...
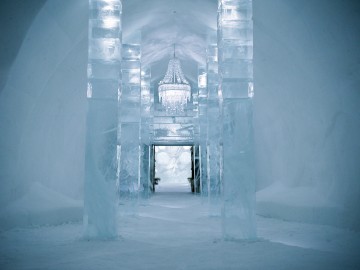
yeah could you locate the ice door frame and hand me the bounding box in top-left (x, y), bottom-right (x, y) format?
top-left (150, 143), bottom-right (201, 193)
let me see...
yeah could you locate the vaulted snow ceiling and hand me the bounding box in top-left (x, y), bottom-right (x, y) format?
top-left (122, 0), bottom-right (217, 84)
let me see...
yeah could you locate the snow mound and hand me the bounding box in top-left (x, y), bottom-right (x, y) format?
top-left (256, 182), bottom-right (352, 229)
top-left (0, 182), bottom-right (83, 230)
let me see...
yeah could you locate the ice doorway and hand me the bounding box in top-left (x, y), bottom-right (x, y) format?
top-left (152, 145), bottom-right (194, 193)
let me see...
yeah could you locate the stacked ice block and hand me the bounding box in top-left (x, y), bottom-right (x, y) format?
top-left (197, 65), bottom-right (208, 196)
top-left (206, 31), bottom-right (222, 215)
top-left (139, 67), bottom-right (152, 198)
top-left (84, 0), bottom-right (122, 238)
top-left (118, 31), bottom-right (142, 211)
top-left (218, 0), bottom-right (256, 239)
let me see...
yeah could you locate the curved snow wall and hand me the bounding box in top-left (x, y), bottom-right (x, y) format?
top-left (0, 0), bottom-right (359, 230)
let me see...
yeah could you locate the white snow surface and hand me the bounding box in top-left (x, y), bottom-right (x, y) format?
top-left (257, 182), bottom-right (334, 208)
top-left (256, 182), bottom-right (353, 229)
top-left (0, 182), bottom-right (82, 230)
top-left (1, 186), bottom-right (359, 269)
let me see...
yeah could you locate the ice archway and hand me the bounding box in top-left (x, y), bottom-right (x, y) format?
top-left (84, 0), bottom-right (256, 239)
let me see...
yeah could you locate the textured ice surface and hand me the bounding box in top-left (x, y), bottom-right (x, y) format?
top-left (84, 0), bottom-right (122, 238)
top-left (1, 191), bottom-right (360, 270)
top-left (0, 182), bottom-right (82, 230)
top-left (219, 0), bottom-right (256, 239)
top-left (221, 99), bottom-right (256, 239)
top-left (256, 182), bottom-right (354, 229)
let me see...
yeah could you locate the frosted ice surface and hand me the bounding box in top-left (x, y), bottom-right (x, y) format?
top-left (84, 0), bottom-right (122, 238)
top-left (219, 0), bottom-right (256, 239)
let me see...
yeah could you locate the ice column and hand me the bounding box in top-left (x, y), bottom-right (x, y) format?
top-left (192, 77), bottom-right (201, 193)
top-left (84, 0), bottom-right (122, 238)
top-left (206, 31), bottom-right (222, 214)
top-left (198, 65), bottom-right (208, 195)
top-left (139, 67), bottom-right (152, 198)
top-left (118, 32), bottom-right (141, 212)
top-left (218, 0), bottom-right (256, 239)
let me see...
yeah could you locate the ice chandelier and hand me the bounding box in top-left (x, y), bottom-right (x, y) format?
top-left (158, 45), bottom-right (191, 113)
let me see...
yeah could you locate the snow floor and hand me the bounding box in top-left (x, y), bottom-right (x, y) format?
top-left (1, 183), bottom-right (360, 270)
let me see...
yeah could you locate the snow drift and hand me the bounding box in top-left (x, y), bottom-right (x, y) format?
top-left (0, 182), bottom-right (82, 230)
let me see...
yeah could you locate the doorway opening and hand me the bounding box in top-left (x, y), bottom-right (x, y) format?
top-left (151, 145), bottom-right (193, 193)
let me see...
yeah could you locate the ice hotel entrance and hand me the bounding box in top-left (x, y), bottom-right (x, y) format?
top-left (151, 145), bottom-right (200, 193)
top-left (84, 0), bottom-right (256, 240)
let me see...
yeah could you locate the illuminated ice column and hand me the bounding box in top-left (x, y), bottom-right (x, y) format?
top-left (218, 0), bottom-right (256, 239)
top-left (139, 67), bottom-right (152, 198)
top-left (84, 0), bottom-right (122, 238)
top-left (118, 31), bottom-right (141, 211)
top-left (192, 83), bottom-right (199, 145)
top-left (206, 32), bottom-right (222, 214)
top-left (198, 65), bottom-right (208, 196)
top-left (191, 77), bottom-right (200, 193)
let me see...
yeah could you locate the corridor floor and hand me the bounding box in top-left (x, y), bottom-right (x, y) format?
top-left (1, 184), bottom-right (359, 270)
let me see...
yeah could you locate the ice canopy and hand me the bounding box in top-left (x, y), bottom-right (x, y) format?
top-left (0, 0), bottom-right (360, 234)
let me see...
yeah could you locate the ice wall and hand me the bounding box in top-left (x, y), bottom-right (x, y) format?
top-left (0, 0), bottom-right (88, 208)
top-left (252, 0), bottom-right (360, 229)
top-left (0, 0), bottom-right (46, 93)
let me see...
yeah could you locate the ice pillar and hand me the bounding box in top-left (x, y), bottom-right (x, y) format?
top-left (84, 0), bottom-right (122, 238)
top-left (206, 31), bottom-right (222, 214)
top-left (198, 65), bottom-right (208, 195)
top-left (139, 67), bottom-right (152, 198)
top-left (192, 76), bottom-right (201, 193)
top-left (118, 32), bottom-right (142, 212)
top-left (218, 0), bottom-right (256, 239)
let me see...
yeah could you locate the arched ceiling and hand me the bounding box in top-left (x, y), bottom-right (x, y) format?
top-left (122, 0), bottom-right (217, 84)
top-left (0, 0), bottom-right (46, 93)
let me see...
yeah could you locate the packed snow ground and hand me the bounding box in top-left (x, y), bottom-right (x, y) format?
top-left (1, 183), bottom-right (359, 270)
